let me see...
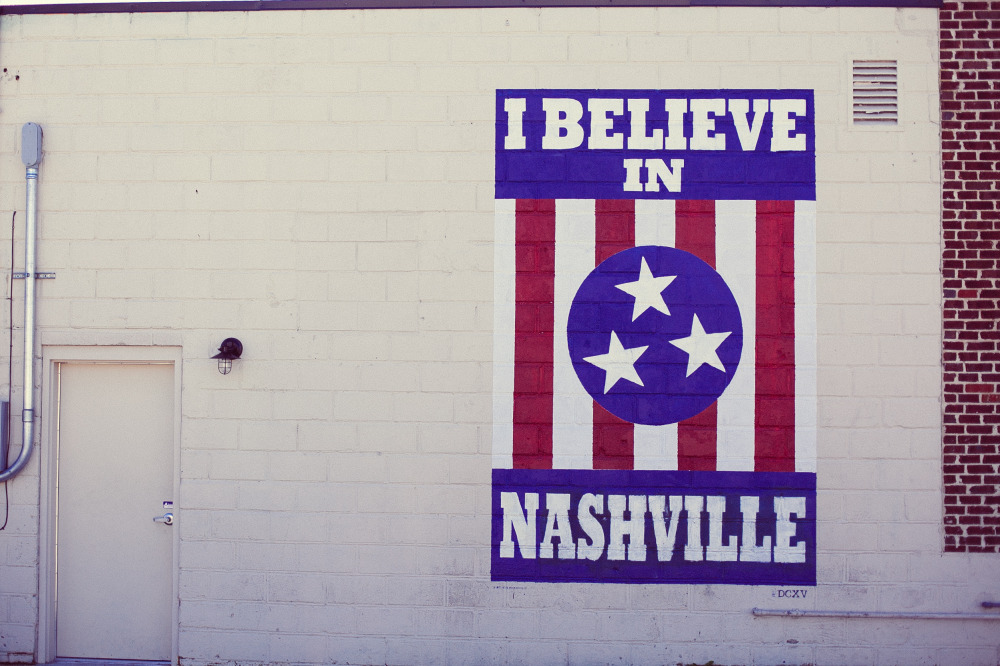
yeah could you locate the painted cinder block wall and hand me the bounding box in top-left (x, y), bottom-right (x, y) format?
top-left (0, 4), bottom-right (996, 665)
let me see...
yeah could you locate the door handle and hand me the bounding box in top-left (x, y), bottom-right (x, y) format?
top-left (153, 512), bottom-right (174, 526)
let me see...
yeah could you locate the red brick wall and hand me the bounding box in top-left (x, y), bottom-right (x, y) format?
top-left (941, 0), bottom-right (1000, 552)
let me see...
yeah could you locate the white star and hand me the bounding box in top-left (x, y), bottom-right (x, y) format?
top-left (615, 257), bottom-right (676, 322)
top-left (669, 314), bottom-right (732, 378)
top-left (583, 331), bottom-right (649, 394)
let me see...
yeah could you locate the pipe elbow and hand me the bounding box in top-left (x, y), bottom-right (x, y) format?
top-left (0, 416), bottom-right (33, 484)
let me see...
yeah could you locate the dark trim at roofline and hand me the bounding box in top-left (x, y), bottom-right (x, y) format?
top-left (0, 0), bottom-right (942, 16)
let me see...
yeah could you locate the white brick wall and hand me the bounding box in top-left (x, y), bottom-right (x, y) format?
top-left (0, 5), bottom-right (996, 666)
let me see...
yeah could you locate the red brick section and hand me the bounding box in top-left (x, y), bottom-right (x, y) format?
top-left (941, 0), bottom-right (1000, 552)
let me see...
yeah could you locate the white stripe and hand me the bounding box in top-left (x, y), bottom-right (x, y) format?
top-left (492, 199), bottom-right (516, 469)
top-left (635, 198), bottom-right (676, 248)
top-left (794, 200), bottom-right (817, 473)
top-left (714, 200), bottom-right (757, 472)
top-left (633, 199), bottom-right (678, 471)
top-left (552, 200), bottom-right (595, 470)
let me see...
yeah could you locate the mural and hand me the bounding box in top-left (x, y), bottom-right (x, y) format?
top-left (492, 89), bottom-right (817, 585)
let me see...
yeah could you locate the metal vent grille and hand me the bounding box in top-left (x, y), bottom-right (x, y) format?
top-left (852, 60), bottom-right (898, 125)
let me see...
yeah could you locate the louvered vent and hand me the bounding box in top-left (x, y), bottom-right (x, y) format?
top-left (852, 60), bottom-right (898, 124)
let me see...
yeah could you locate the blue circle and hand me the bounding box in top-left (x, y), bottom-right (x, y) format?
top-left (567, 245), bottom-right (743, 426)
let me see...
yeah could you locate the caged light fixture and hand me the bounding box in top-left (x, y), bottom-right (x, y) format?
top-left (211, 337), bottom-right (243, 375)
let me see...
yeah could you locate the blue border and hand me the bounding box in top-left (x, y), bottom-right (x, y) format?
top-left (496, 89), bottom-right (816, 201)
top-left (491, 468), bottom-right (817, 585)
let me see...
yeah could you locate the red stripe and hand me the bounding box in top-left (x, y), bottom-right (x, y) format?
top-left (593, 403), bottom-right (633, 470)
top-left (675, 200), bottom-right (716, 268)
top-left (593, 200), bottom-right (635, 470)
top-left (674, 200), bottom-right (718, 471)
top-left (513, 199), bottom-right (555, 469)
top-left (755, 201), bottom-right (796, 472)
top-left (595, 199), bottom-right (635, 263)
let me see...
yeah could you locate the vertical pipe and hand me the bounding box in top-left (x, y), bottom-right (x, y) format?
top-left (0, 125), bottom-right (41, 483)
top-left (21, 165), bottom-right (37, 458)
top-left (0, 401), bottom-right (9, 472)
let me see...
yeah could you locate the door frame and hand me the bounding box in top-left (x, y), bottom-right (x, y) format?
top-left (38, 345), bottom-right (182, 665)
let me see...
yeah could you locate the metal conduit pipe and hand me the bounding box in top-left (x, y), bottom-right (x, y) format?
top-left (0, 123), bottom-right (42, 483)
top-left (753, 608), bottom-right (1000, 621)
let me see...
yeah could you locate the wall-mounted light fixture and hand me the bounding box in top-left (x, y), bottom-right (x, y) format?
top-left (212, 337), bottom-right (243, 375)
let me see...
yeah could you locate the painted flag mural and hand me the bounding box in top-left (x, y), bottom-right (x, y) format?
top-left (492, 90), bottom-right (817, 585)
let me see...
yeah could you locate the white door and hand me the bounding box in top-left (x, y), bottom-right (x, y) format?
top-left (55, 362), bottom-right (175, 660)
